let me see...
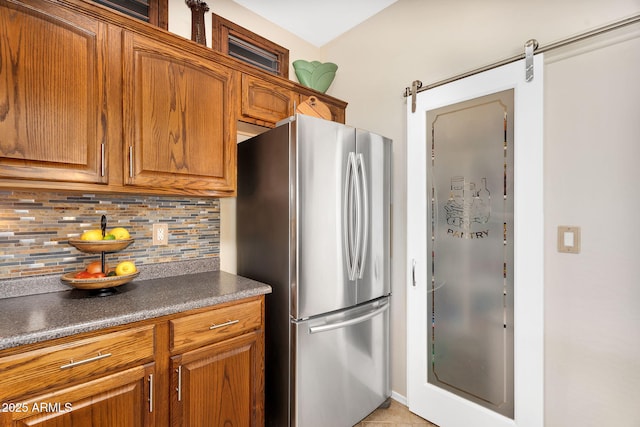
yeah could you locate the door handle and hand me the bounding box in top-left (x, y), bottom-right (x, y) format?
top-left (412, 259), bottom-right (417, 287)
top-left (352, 152), bottom-right (362, 281)
top-left (356, 153), bottom-right (369, 279)
top-left (308, 301), bottom-right (389, 334)
top-left (344, 152), bottom-right (357, 280)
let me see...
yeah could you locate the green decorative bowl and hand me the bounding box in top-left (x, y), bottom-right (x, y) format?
top-left (292, 60), bottom-right (338, 93)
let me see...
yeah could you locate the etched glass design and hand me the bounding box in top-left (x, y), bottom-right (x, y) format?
top-left (426, 89), bottom-right (514, 418)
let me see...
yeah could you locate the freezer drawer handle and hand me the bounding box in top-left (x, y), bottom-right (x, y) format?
top-left (308, 302), bottom-right (389, 334)
top-left (209, 319), bottom-right (239, 330)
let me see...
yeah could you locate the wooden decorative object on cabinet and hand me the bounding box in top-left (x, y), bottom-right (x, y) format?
top-left (186, 0), bottom-right (208, 46)
top-left (299, 94), bottom-right (346, 124)
top-left (122, 31), bottom-right (238, 195)
top-left (0, 0), bottom-right (112, 186)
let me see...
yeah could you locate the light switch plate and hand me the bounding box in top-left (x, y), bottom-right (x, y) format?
top-left (557, 226), bottom-right (580, 253)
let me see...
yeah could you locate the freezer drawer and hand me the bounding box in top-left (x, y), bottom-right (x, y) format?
top-left (292, 297), bottom-right (390, 427)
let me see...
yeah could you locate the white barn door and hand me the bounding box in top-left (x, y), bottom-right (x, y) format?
top-left (406, 56), bottom-right (544, 427)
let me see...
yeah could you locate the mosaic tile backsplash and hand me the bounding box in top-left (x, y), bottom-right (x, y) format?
top-left (0, 191), bottom-right (220, 280)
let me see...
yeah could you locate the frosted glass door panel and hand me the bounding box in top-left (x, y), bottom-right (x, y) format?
top-left (426, 90), bottom-right (514, 418)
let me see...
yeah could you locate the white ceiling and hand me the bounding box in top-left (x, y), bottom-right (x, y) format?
top-left (231, 0), bottom-right (398, 47)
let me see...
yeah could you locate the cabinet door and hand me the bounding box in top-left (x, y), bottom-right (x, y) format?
top-left (3, 364), bottom-right (155, 427)
top-left (171, 331), bottom-right (264, 427)
top-left (122, 32), bottom-right (237, 194)
top-left (240, 73), bottom-right (296, 127)
top-left (0, 0), bottom-right (109, 184)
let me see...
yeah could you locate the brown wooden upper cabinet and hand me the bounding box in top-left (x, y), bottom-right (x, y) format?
top-left (122, 31), bottom-right (238, 195)
top-left (0, 0), bottom-right (111, 186)
top-left (240, 74), bottom-right (347, 127)
top-left (240, 74), bottom-right (297, 127)
top-left (0, 0), bottom-right (346, 196)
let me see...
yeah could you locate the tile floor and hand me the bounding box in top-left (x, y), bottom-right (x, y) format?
top-left (354, 399), bottom-right (438, 427)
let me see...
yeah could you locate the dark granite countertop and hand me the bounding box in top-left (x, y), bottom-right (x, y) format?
top-left (0, 271), bottom-right (271, 351)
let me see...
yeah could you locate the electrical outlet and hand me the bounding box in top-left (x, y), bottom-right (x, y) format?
top-left (153, 223), bottom-right (168, 245)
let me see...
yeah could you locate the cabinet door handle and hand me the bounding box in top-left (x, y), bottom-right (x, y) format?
top-left (60, 352), bottom-right (111, 370)
top-left (176, 365), bottom-right (182, 401)
top-left (101, 143), bottom-right (105, 177)
top-left (148, 373), bottom-right (154, 413)
top-left (129, 146), bottom-right (134, 178)
top-left (209, 319), bottom-right (239, 330)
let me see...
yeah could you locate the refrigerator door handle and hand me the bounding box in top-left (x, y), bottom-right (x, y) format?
top-left (308, 301), bottom-right (389, 334)
top-left (356, 153), bottom-right (369, 279)
top-left (352, 153), bottom-right (363, 280)
top-left (344, 152), bottom-right (357, 280)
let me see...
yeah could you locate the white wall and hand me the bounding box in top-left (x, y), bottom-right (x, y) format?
top-left (543, 26), bottom-right (640, 426)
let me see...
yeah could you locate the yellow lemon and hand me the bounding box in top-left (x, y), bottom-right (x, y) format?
top-left (109, 227), bottom-right (130, 240)
top-left (115, 261), bottom-right (136, 276)
top-left (80, 229), bottom-right (103, 241)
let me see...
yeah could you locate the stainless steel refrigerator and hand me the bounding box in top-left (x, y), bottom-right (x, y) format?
top-left (236, 114), bottom-right (392, 427)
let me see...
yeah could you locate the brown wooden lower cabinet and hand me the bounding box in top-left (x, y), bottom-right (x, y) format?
top-left (0, 296), bottom-right (265, 427)
top-left (3, 364), bottom-right (155, 427)
top-left (170, 331), bottom-right (264, 427)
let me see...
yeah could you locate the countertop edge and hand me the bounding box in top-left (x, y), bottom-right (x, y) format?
top-left (0, 271), bottom-right (272, 352)
top-left (2, 286), bottom-right (271, 350)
